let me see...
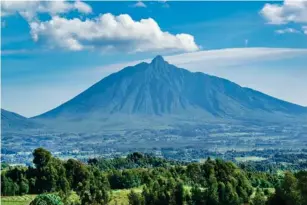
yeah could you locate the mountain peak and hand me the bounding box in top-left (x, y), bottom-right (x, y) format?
top-left (35, 55), bottom-right (307, 123)
top-left (151, 55), bottom-right (166, 64)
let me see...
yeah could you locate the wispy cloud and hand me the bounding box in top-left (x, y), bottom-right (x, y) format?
top-left (1, 48), bottom-right (49, 56)
top-left (1, 49), bottom-right (31, 55)
top-left (275, 28), bottom-right (301, 34)
top-left (96, 48), bottom-right (307, 74)
top-left (157, 0), bottom-right (169, 8)
top-left (132, 1), bottom-right (147, 8)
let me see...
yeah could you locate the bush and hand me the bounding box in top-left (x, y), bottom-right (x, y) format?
top-left (64, 191), bottom-right (81, 205)
top-left (30, 194), bottom-right (63, 205)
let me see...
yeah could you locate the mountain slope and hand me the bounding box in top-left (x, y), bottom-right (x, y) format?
top-left (1, 109), bottom-right (40, 130)
top-left (35, 56), bottom-right (307, 125)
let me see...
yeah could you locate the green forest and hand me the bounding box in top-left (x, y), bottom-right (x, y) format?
top-left (1, 148), bottom-right (307, 205)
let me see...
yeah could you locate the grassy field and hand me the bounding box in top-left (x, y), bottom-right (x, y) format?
top-left (109, 187), bottom-right (142, 205)
top-left (1, 195), bottom-right (36, 205)
top-left (235, 156), bottom-right (267, 162)
top-left (1, 186), bottom-right (273, 205)
top-left (1, 191), bottom-right (134, 205)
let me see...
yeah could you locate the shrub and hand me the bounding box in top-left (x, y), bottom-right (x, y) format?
top-left (30, 194), bottom-right (63, 205)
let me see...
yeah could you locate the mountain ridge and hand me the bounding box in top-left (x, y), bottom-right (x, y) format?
top-left (33, 56), bottom-right (307, 125)
top-left (1, 108), bottom-right (41, 130)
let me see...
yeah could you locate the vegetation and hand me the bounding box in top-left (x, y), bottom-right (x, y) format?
top-left (30, 194), bottom-right (63, 205)
top-left (1, 147), bottom-right (307, 205)
top-left (1, 195), bottom-right (36, 205)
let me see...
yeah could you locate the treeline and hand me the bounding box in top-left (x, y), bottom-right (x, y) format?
top-left (1, 148), bottom-right (110, 204)
top-left (127, 160), bottom-right (254, 205)
top-left (88, 152), bottom-right (184, 170)
top-left (1, 148), bottom-right (307, 205)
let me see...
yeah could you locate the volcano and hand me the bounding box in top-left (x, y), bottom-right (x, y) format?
top-left (32, 56), bottom-right (307, 130)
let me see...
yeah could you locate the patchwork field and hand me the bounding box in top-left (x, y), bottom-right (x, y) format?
top-left (1, 195), bottom-right (36, 205)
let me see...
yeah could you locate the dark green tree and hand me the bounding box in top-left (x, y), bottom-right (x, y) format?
top-left (33, 148), bottom-right (52, 168)
top-left (128, 190), bottom-right (144, 205)
top-left (251, 189), bottom-right (266, 205)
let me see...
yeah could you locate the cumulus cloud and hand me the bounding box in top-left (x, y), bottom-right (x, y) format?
top-left (1, 0), bottom-right (92, 21)
top-left (260, 0), bottom-right (307, 24)
top-left (2, 1), bottom-right (197, 53)
top-left (260, 0), bottom-right (307, 35)
top-left (275, 28), bottom-right (301, 34)
top-left (133, 1), bottom-right (147, 8)
top-left (1, 1), bottom-right (41, 20)
top-left (29, 14), bottom-right (200, 53)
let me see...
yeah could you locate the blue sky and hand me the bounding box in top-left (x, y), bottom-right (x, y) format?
top-left (1, 1), bottom-right (307, 117)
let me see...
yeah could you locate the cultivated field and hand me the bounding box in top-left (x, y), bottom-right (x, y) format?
top-left (1, 195), bottom-right (36, 205)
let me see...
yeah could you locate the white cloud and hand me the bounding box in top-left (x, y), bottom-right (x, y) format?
top-left (29, 14), bottom-right (200, 53)
top-left (260, 0), bottom-right (307, 25)
top-left (164, 48), bottom-right (307, 71)
top-left (260, 0), bottom-right (307, 35)
top-left (1, 49), bottom-right (30, 55)
top-left (1, 0), bottom-right (92, 21)
top-left (275, 27), bottom-right (301, 34)
top-left (303, 26), bottom-right (307, 34)
top-left (74, 0), bottom-right (92, 13)
top-left (94, 47), bottom-right (307, 78)
top-left (2, 1), bottom-right (197, 53)
top-left (1, 1), bottom-right (41, 21)
top-left (133, 1), bottom-right (147, 8)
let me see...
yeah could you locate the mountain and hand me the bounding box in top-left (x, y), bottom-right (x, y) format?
top-left (34, 56), bottom-right (307, 129)
top-left (1, 109), bottom-right (40, 130)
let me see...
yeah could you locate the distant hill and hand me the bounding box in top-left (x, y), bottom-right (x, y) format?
top-left (1, 109), bottom-right (40, 130)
